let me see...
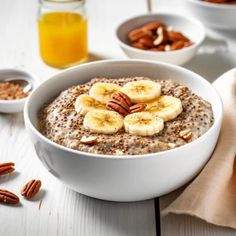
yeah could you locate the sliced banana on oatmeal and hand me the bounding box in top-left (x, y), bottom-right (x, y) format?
top-left (83, 110), bottom-right (124, 134)
top-left (121, 80), bottom-right (161, 103)
top-left (89, 82), bottom-right (121, 104)
top-left (145, 95), bottom-right (182, 121)
top-left (75, 94), bottom-right (107, 115)
top-left (124, 112), bottom-right (164, 136)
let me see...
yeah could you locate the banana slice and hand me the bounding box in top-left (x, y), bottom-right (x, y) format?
top-left (121, 80), bottom-right (161, 103)
top-left (145, 95), bottom-right (182, 121)
top-left (75, 94), bottom-right (107, 115)
top-left (124, 112), bottom-right (164, 136)
top-left (89, 82), bottom-right (122, 104)
top-left (84, 110), bottom-right (124, 134)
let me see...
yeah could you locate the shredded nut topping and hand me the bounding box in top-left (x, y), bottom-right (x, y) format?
top-left (0, 82), bottom-right (29, 100)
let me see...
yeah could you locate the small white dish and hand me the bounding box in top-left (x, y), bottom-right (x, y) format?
top-left (24, 59), bottom-right (223, 202)
top-left (185, 0), bottom-right (236, 30)
top-left (0, 69), bottom-right (38, 113)
top-left (115, 13), bottom-right (205, 65)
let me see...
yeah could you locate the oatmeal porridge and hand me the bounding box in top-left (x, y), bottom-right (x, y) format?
top-left (38, 77), bottom-right (214, 156)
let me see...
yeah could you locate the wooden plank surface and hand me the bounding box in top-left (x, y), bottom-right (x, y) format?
top-left (160, 188), bottom-right (236, 236)
top-left (0, 0), bottom-right (156, 236)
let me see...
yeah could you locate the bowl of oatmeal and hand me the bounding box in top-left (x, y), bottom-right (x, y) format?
top-left (116, 13), bottom-right (205, 65)
top-left (24, 60), bottom-right (223, 201)
top-left (185, 0), bottom-right (236, 29)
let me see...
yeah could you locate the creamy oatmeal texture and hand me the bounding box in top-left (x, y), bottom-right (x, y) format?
top-left (39, 77), bottom-right (214, 156)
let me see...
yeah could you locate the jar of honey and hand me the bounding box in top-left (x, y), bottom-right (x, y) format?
top-left (38, 0), bottom-right (88, 68)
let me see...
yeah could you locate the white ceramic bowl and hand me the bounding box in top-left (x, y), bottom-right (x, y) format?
top-left (116, 13), bottom-right (205, 65)
top-left (24, 60), bottom-right (223, 202)
top-left (185, 0), bottom-right (236, 30)
top-left (0, 69), bottom-right (38, 113)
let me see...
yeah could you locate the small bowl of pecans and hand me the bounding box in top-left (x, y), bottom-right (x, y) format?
top-left (116, 13), bottom-right (205, 65)
top-left (0, 69), bottom-right (38, 113)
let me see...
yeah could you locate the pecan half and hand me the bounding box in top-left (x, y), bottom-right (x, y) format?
top-left (0, 162), bottom-right (15, 176)
top-left (167, 31), bottom-right (190, 42)
top-left (131, 42), bottom-right (147, 50)
top-left (21, 179), bottom-right (42, 199)
top-left (138, 36), bottom-right (154, 48)
top-left (142, 22), bottom-right (166, 31)
top-left (171, 40), bottom-right (185, 50)
top-left (128, 28), bottom-right (152, 42)
top-left (107, 92), bottom-right (132, 116)
top-left (106, 100), bottom-right (130, 116)
top-left (130, 104), bottom-right (147, 113)
top-left (111, 92), bottom-right (132, 107)
top-left (0, 189), bottom-right (19, 204)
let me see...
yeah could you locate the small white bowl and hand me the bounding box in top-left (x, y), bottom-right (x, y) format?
top-left (24, 59), bottom-right (223, 202)
top-left (0, 69), bottom-right (38, 113)
top-left (116, 13), bottom-right (205, 65)
top-left (185, 0), bottom-right (236, 30)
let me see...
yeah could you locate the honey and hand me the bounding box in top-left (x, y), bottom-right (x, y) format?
top-left (38, 12), bottom-right (88, 68)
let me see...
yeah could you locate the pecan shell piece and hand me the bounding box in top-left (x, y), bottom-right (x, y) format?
top-left (21, 179), bottom-right (42, 199)
top-left (0, 189), bottom-right (19, 204)
top-left (0, 162), bottom-right (15, 176)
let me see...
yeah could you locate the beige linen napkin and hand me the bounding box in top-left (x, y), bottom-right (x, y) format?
top-left (163, 69), bottom-right (236, 228)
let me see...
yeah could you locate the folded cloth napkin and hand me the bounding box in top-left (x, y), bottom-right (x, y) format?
top-left (162, 69), bottom-right (236, 229)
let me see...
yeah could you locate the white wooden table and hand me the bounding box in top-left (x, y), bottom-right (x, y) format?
top-left (0, 0), bottom-right (236, 235)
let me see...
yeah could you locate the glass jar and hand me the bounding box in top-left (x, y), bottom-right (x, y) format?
top-left (38, 0), bottom-right (88, 68)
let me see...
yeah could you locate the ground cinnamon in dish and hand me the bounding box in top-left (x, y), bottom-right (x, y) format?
top-left (0, 82), bottom-right (29, 100)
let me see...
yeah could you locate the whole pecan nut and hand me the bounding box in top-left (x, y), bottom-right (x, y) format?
top-left (106, 100), bottom-right (130, 116)
top-left (112, 92), bottom-right (132, 107)
top-left (0, 162), bottom-right (15, 176)
top-left (21, 179), bottom-right (42, 199)
top-left (130, 104), bottom-right (147, 113)
top-left (0, 189), bottom-right (19, 204)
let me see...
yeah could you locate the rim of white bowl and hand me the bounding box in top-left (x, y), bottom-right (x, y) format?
top-left (115, 12), bottom-right (206, 56)
top-left (24, 59), bottom-right (223, 160)
top-left (0, 68), bottom-right (39, 105)
top-left (187, 0), bottom-right (236, 8)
